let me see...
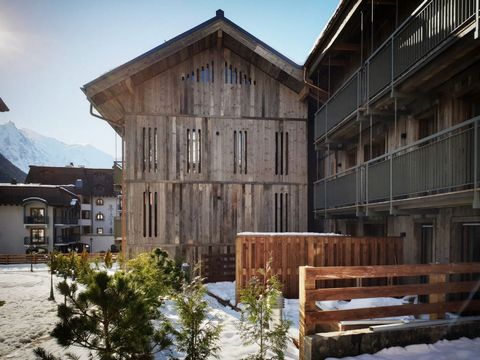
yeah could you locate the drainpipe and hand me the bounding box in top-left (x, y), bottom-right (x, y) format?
top-left (476, 0), bottom-right (479, 39)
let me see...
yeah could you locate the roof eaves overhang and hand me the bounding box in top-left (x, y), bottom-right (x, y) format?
top-left (304, 0), bottom-right (362, 78)
top-left (82, 9), bottom-right (304, 127)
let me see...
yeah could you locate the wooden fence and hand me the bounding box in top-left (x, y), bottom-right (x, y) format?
top-left (170, 243), bottom-right (236, 283)
top-left (0, 253), bottom-right (117, 265)
top-left (235, 234), bottom-right (403, 300)
top-left (299, 263), bottom-right (480, 360)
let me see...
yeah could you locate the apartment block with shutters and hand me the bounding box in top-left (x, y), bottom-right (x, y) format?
top-left (306, 0), bottom-right (480, 264)
top-left (83, 10), bottom-right (308, 258)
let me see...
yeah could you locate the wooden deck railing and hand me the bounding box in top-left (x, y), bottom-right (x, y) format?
top-left (236, 234), bottom-right (403, 301)
top-left (299, 263), bottom-right (480, 360)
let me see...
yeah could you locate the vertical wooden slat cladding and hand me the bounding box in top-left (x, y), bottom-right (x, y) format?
top-left (122, 46), bottom-right (307, 260)
top-left (235, 234), bottom-right (404, 300)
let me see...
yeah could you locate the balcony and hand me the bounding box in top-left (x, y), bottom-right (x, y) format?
top-left (24, 216), bottom-right (49, 225)
top-left (314, 116), bottom-right (480, 213)
top-left (54, 235), bottom-right (80, 244)
top-left (24, 237), bottom-right (49, 245)
top-left (53, 217), bottom-right (79, 225)
top-left (314, 0), bottom-right (477, 141)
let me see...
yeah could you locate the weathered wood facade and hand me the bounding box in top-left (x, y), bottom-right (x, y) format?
top-left (83, 10), bottom-right (308, 257)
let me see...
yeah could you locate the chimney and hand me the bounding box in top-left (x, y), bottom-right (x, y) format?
top-left (216, 9), bottom-right (224, 18)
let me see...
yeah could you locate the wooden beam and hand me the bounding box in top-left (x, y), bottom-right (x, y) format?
top-left (332, 42), bottom-right (361, 52)
top-left (319, 58), bottom-right (349, 66)
top-left (305, 262), bottom-right (480, 280)
top-left (305, 300), bottom-right (480, 323)
top-left (306, 280), bottom-right (479, 302)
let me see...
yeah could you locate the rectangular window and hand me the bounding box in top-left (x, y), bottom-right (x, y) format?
top-left (154, 128), bottom-right (158, 172)
top-left (143, 190), bottom-right (157, 238)
top-left (31, 228), bottom-right (45, 243)
top-left (274, 192), bottom-right (289, 232)
top-left (142, 127), bottom-right (157, 173)
top-left (142, 127), bottom-right (146, 172)
top-left (187, 129), bottom-right (201, 173)
top-left (275, 131), bottom-right (289, 175)
top-left (96, 227), bottom-right (103, 235)
top-left (233, 130), bottom-right (248, 174)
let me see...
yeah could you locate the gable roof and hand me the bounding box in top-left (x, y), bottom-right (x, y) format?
top-left (0, 184), bottom-right (79, 207)
top-left (26, 166), bottom-right (114, 197)
top-left (82, 9), bottom-right (304, 126)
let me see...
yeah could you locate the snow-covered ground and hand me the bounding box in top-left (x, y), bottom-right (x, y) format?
top-left (325, 337), bottom-right (480, 360)
top-left (2, 265), bottom-right (480, 360)
top-left (0, 265), bottom-right (298, 359)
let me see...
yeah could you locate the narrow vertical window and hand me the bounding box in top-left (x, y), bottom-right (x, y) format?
top-left (233, 131), bottom-right (237, 174)
top-left (274, 193), bottom-right (278, 232)
top-left (142, 127), bottom-right (146, 173)
top-left (143, 191), bottom-right (146, 237)
top-left (187, 128), bottom-right (201, 174)
top-left (224, 62), bottom-right (228, 83)
top-left (154, 128), bottom-right (158, 172)
top-left (154, 191), bottom-right (158, 237)
top-left (285, 132), bottom-right (289, 175)
top-left (198, 129), bottom-right (202, 173)
top-left (280, 131), bottom-right (284, 175)
top-left (148, 127), bottom-right (152, 172)
top-left (244, 131), bottom-right (248, 174)
top-left (275, 131), bottom-right (289, 175)
top-left (211, 61), bottom-right (214, 83)
top-left (187, 129), bottom-right (190, 173)
top-left (279, 193), bottom-right (283, 232)
top-left (275, 132), bottom-right (279, 175)
top-left (274, 192), bottom-right (289, 232)
top-left (233, 131), bottom-right (248, 174)
top-left (148, 191), bottom-right (152, 237)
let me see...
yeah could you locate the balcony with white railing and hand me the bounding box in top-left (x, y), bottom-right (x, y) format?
top-left (314, 0), bottom-right (478, 142)
top-left (314, 116), bottom-right (480, 213)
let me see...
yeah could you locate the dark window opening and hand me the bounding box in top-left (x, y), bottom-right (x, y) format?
top-left (274, 192), bottom-right (289, 232)
top-left (275, 131), bottom-right (289, 175)
top-left (187, 129), bottom-right (201, 173)
top-left (233, 130), bottom-right (247, 174)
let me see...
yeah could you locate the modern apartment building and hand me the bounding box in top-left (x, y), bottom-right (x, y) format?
top-left (26, 165), bottom-right (120, 253)
top-left (305, 0), bottom-right (480, 264)
top-left (0, 183), bottom-right (79, 254)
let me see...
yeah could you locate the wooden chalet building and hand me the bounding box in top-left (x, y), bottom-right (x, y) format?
top-left (306, 0), bottom-right (480, 264)
top-left (83, 10), bottom-right (308, 258)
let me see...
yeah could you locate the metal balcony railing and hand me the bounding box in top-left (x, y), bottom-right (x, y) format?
top-left (54, 235), bottom-right (80, 244)
top-left (24, 237), bottom-right (49, 245)
top-left (314, 0), bottom-right (478, 140)
top-left (24, 216), bottom-right (49, 225)
top-left (53, 217), bottom-right (79, 225)
top-left (314, 116), bottom-right (480, 212)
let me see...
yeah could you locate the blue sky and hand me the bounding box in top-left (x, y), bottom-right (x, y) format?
top-left (0, 0), bottom-right (339, 158)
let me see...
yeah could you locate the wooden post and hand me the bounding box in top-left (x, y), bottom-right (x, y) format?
top-left (299, 266), bottom-right (316, 360)
top-left (429, 273), bottom-right (447, 320)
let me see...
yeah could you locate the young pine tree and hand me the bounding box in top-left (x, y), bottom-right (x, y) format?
top-left (239, 263), bottom-right (291, 360)
top-left (174, 275), bottom-right (222, 360)
top-left (49, 271), bottom-right (174, 360)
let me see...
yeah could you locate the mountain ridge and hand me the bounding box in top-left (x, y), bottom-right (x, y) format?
top-left (0, 121), bottom-right (114, 173)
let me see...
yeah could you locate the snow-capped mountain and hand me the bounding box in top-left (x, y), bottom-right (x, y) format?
top-left (0, 121), bottom-right (113, 173)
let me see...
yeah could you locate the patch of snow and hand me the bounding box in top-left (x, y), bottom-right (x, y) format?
top-left (326, 337), bottom-right (480, 360)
